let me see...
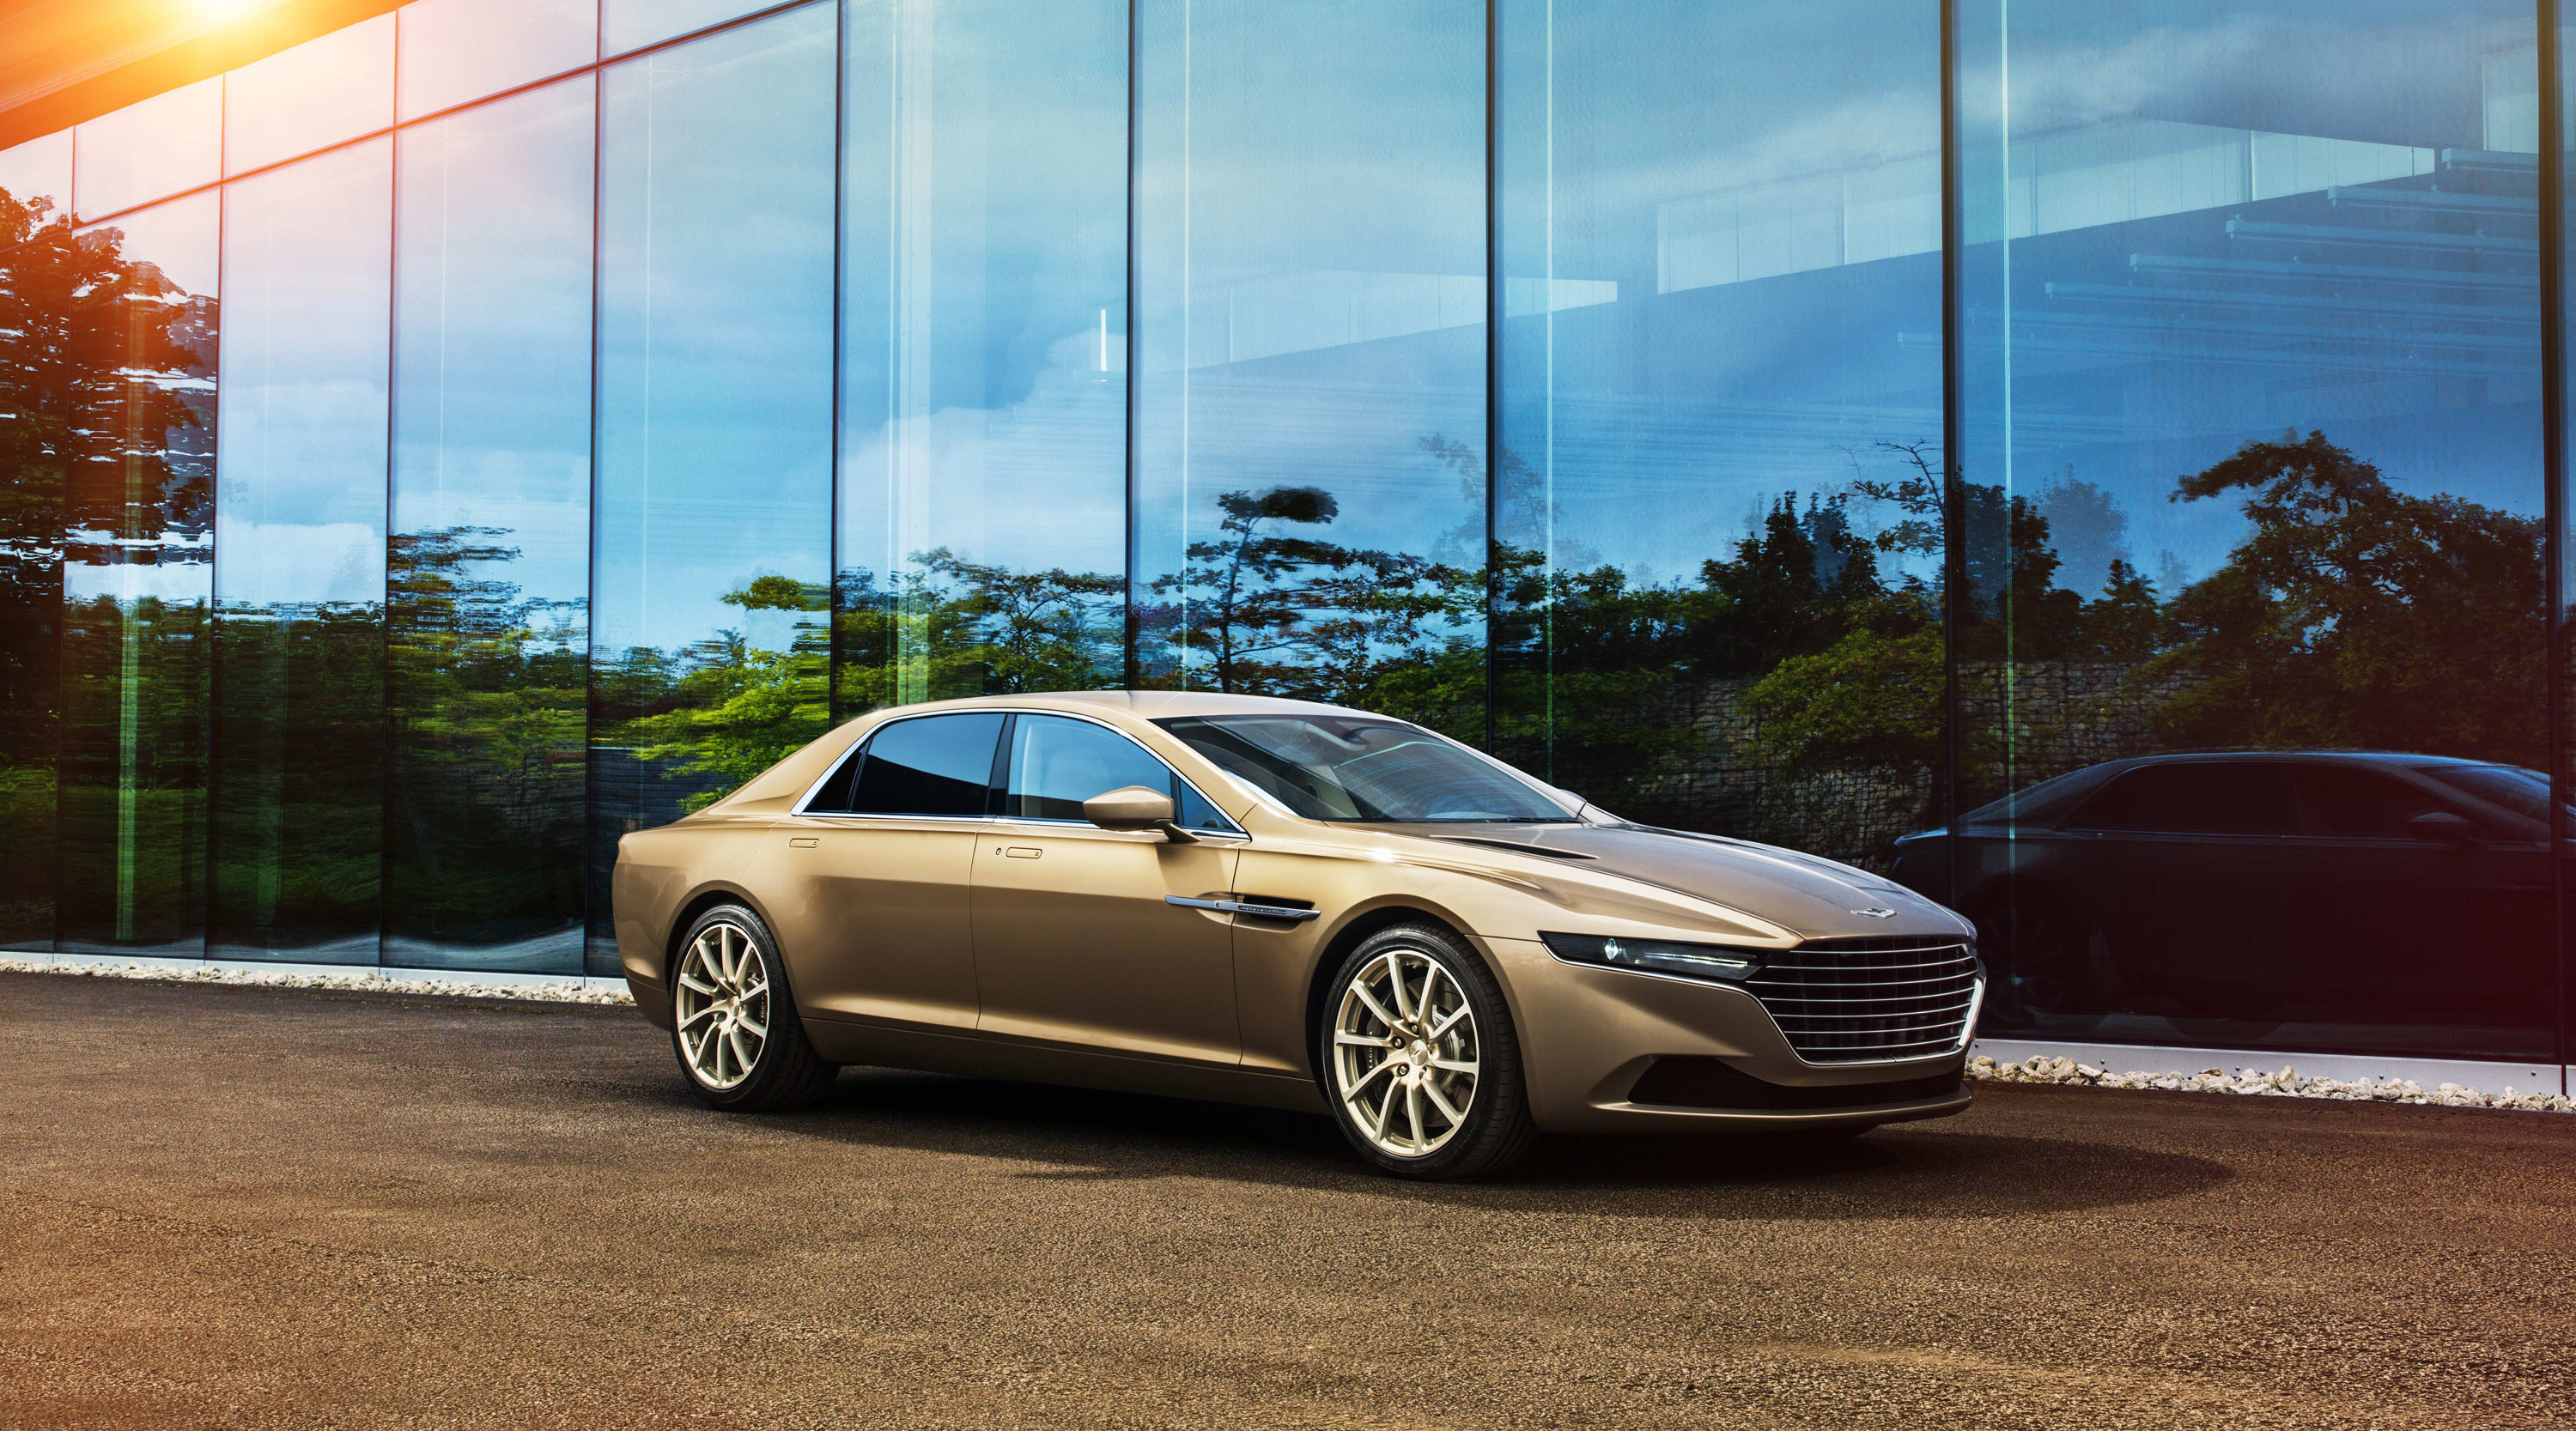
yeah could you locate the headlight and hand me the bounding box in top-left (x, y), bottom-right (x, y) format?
top-left (1540, 931), bottom-right (1766, 982)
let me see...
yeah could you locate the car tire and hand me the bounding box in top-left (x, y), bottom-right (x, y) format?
top-left (1316, 923), bottom-right (1540, 1181)
top-left (669, 903), bottom-right (838, 1113)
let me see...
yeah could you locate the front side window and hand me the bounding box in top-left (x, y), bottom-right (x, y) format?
top-left (2072, 761), bottom-right (2299, 835)
top-left (823, 712), bottom-right (1004, 817)
top-left (1005, 714), bottom-right (1236, 831)
top-left (1156, 715), bottom-right (1576, 824)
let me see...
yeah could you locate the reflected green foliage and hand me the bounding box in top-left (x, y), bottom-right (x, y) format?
top-left (3, 187), bottom-right (222, 945)
top-left (2142, 430), bottom-right (2543, 767)
top-left (210, 602), bottom-right (385, 955)
top-left (386, 527), bottom-right (586, 948)
top-left (0, 189), bottom-right (78, 941)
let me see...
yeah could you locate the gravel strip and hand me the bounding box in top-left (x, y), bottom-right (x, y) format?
top-left (7, 958), bottom-right (2565, 1111)
top-left (1970, 1052), bottom-right (2574, 1113)
top-left (0, 956), bottom-right (634, 1006)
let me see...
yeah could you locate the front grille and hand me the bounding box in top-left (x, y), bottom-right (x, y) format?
top-left (1626, 1057), bottom-right (1965, 1111)
top-left (1741, 936), bottom-right (1981, 1064)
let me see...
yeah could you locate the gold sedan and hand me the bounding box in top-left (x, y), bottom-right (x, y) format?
top-left (613, 692), bottom-right (1980, 1179)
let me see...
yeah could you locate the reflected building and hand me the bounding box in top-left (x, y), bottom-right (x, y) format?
top-left (0, 0), bottom-right (2569, 1076)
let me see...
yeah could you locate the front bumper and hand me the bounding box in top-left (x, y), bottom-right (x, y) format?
top-left (1482, 935), bottom-right (1978, 1135)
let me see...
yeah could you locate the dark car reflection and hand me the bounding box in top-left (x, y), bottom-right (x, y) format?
top-left (1888, 752), bottom-right (2558, 1053)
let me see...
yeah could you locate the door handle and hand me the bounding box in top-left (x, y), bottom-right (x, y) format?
top-left (999, 846), bottom-right (1042, 859)
top-left (1166, 894), bottom-right (1320, 922)
top-left (788, 837), bottom-right (819, 848)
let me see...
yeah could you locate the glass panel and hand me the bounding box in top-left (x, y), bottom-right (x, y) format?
top-left (604, 0), bottom-right (773, 58)
top-left (1005, 715), bottom-right (1173, 821)
top-left (74, 78), bottom-right (222, 221)
top-left (1947, 0), bottom-right (2550, 1062)
top-left (58, 194), bottom-right (220, 954)
top-left (847, 712), bottom-right (1003, 816)
top-left (0, 131), bottom-right (72, 217)
top-left (225, 15), bottom-right (397, 178)
top-left (398, 0), bottom-right (599, 120)
top-left (386, 79), bottom-right (594, 973)
top-left (836, 0), bottom-right (1128, 714)
top-left (0, 185), bottom-right (79, 946)
top-left (211, 140), bottom-right (393, 963)
top-left (1133, 0), bottom-right (1486, 738)
top-left (592, 3), bottom-right (836, 971)
top-left (1494, 1), bottom-right (1944, 859)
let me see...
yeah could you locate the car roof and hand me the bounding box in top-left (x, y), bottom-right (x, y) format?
top-left (864, 689), bottom-right (1389, 721)
top-left (1953, 749), bottom-right (2519, 828)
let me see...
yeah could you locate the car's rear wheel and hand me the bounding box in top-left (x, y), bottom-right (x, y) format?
top-left (671, 904), bottom-right (837, 1112)
top-left (1319, 924), bottom-right (1540, 1180)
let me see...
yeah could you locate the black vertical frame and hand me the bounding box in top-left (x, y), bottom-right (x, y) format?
top-left (1122, 0), bottom-right (1141, 692)
top-left (2544, 0), bottom-right (2573, 1090)
top-left (1937, 0), bottom-right (1964, 911)
top-left (1480, 0), bottom-right (1500, 751)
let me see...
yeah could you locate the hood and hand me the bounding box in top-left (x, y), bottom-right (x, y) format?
top-left (1382, 822), bottom-right (1970, 943)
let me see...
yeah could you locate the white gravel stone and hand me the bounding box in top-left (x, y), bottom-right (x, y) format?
top-left (0, 956), bottom-right (634, 1006)
top-left (1967, 1052), bottom-right (2575, 1113)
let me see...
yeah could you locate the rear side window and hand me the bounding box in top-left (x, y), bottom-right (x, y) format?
top-left (2072, 761), bottom-right (2299, 834)
top-left (823, 713), bottom-right (1005, 817)
top-left (2294, 766), bottom-right (2450, 838)
top-left (1005, 714), bottom-right (1239, 832)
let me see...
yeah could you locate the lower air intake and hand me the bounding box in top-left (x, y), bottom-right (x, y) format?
top-left (1626, 1057), bottom-right (1965, 1111)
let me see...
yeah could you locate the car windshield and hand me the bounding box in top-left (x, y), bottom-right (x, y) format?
top-left (1155, 715), bottom-right (1577, 823)
top-left (2411, 762), bottom-right (2560, 828)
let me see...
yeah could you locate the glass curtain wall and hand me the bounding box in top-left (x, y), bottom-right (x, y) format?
top-left (835, 0), bottom-right (1130, 715)
top-left (58, 194), bottom-right (219, 953)
top-left (1948, 0), bottom-right (2553, 1063)
top-left (386, 77), bottom-right (595, 972)
top-left (1133, 0), bottom-right (1488, 738)
top-left (1495, 0), bottom-right (1947, 856)
top-left (210, 140), bottom-right (395, 963)
top-left (590, 3), bottom-right (837, 970)
top-left (0, 168), bottom-right (76, 948)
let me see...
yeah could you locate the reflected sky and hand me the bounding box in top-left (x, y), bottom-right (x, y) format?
top-left (594, 3), bottom-right (835, 660)
top-left (216, 138), bottom-right (393, 609)
top-left (839, 0), bottom-right (1128, 699)
top-left (1134, 0), bottom-right (1486, 679)
top-left (394, 76), bottom-right (594, 626)
top-left (1957, 0), bottom-right (2542, 596)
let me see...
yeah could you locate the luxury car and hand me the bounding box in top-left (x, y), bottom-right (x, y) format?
top-left (614, 692), bottom-right (1981, 1179)
top-left (1889, 750), bottom-right (2558, 1041)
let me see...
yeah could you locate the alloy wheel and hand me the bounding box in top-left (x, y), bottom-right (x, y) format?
top-left (1331, 946), bottom-right (1480, 1157)
top-left (674, 919), bottom-right (770, 1090)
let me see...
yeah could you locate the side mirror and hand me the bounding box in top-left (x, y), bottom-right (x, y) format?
top-left (2406, 809), bottom-right (2475, 842)
top-left (1083, 785), bottom-right (1195, 842)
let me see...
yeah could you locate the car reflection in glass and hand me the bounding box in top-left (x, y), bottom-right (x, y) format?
top-left (613, 693), bottom-right (1984, 1180)
top-left (1889, 752), bottom-right (2557, 1052)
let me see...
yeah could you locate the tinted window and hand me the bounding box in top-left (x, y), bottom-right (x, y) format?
top-left (844, 714), bottom-right (1004, 818)
top-left (1007, 715), bottom-right (1177, 822)
top-left (1157, 715), bottom-right (1575, 823)
top-left (2295, 767), bottom-right (2450, 839)
top-left (2415, 763), bottom-right (2555, 830)
top-left (2072, 762), bottom-right (2297, 835)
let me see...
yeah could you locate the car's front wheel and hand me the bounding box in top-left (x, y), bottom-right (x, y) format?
top-left (1318, 924), bottom-right (1540, 1180)
top-left (671, 904), bottom-right (837, 1112)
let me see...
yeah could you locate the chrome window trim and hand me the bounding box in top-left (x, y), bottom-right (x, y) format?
top-left (792, 706), bottom-right (1248, 837)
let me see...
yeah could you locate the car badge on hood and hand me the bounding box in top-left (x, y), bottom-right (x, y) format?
top-left (1850, 907), bottom-right (1896, 919)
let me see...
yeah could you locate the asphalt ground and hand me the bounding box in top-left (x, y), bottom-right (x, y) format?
top-left (3, 973), bottom-right (2570, 1431)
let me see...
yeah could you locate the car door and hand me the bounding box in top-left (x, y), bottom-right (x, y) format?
top-left (969, 712), bottom-right (1245, 1064)
top-left (2287, 762), bottom-right (2551, 1028)
top-left (2063, 760), bottom-right (2305, 1017)
top-left (762, 711), bottom-right (1005, 1033)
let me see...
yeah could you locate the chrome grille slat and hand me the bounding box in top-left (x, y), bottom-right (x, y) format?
top-left (1742, 938), bottom-right (1982, 1064)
